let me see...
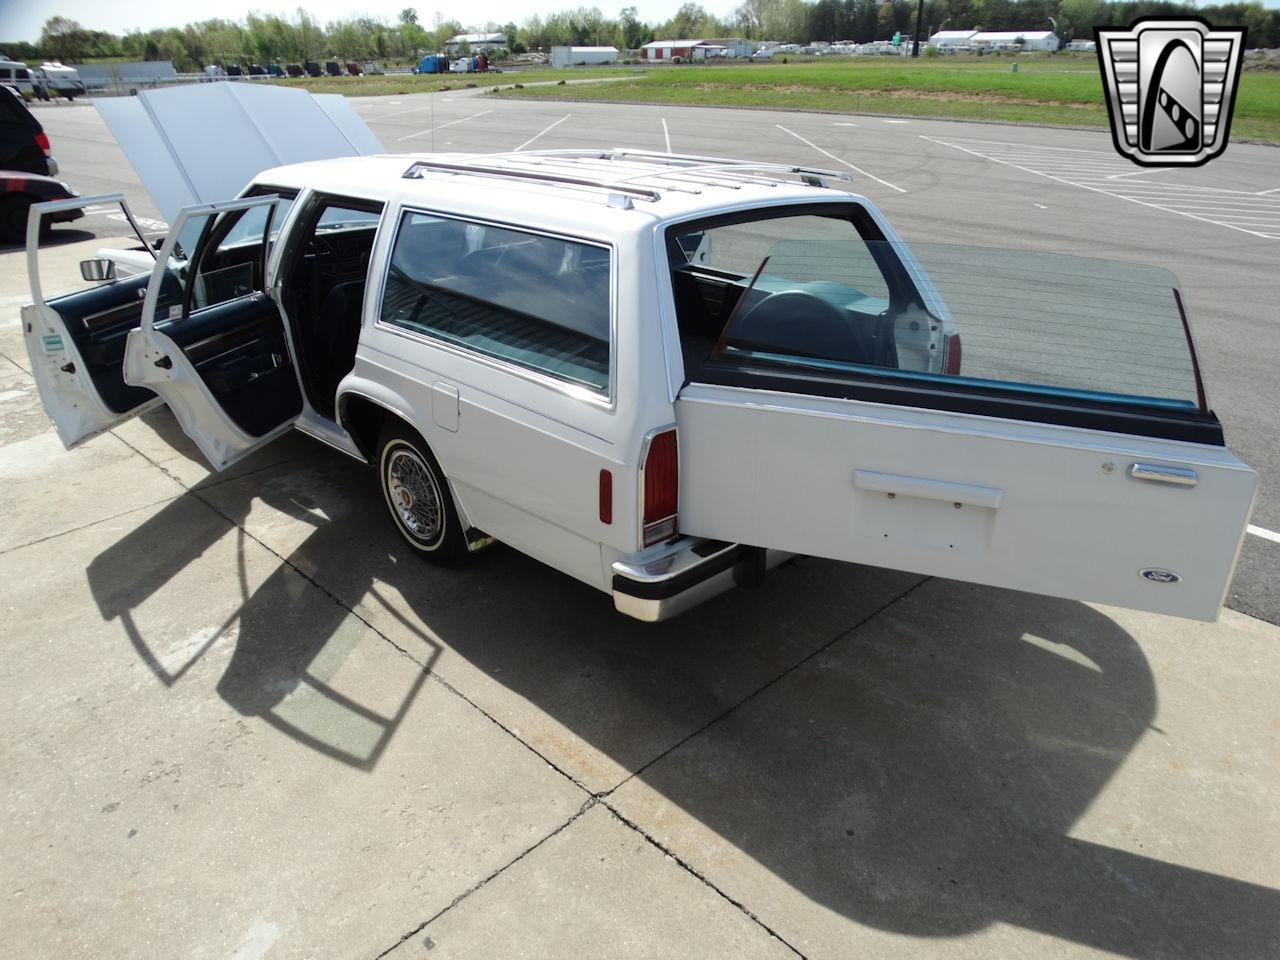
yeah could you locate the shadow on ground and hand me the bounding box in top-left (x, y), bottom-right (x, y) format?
top-left (86, 411), bottom-right (1280, 959)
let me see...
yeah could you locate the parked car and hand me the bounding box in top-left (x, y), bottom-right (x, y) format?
top-left (21, 143), bottom-right (1257, 623)
top-left (0, 171), bottom-right (81, 242)
top-left (0, 86), bottom-right (57, 176)
top-left (0, 58), bottom-right (34, 99)
top-left (285, 63), bottom-right (304, 78)
top-left (33, 62), bottom-right (85, 101)
top-left (324, 61), bottom-right (342, 77)
top-left (0, 85), bottom-right (83, 240)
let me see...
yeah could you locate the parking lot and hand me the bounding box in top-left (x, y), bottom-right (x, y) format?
top-left (1, 96), bottom-right (1278, 958)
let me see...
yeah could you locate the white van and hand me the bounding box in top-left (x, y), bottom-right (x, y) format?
top-left (35, 62), bottom-right (85, 100)
top-left (0, 60), bottom-right (35, 99)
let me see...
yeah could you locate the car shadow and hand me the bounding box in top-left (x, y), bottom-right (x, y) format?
top-left (85, 420), bottom-right (1280, 958)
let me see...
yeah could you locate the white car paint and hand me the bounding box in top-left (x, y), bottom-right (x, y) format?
top-left (22, 145), bottom-right (1257, 622)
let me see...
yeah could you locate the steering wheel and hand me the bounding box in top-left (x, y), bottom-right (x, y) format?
top-left (731, 291), bottom-right (869, 361)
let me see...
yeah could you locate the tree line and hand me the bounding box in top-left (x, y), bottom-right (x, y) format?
top-left (5, 1), bottom-right (1277, 72)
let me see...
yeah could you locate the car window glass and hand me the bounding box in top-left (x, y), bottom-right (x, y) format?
top-left (189, 204), bottom-right (274, 310)
top-left (381, 211), bottom-right (611, 395)
top-left (668, 212), bottom-right (1201, 412)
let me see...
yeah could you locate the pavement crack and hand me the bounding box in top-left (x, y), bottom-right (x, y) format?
top-left (0, 494), bottom-right (180, 557)
top-left (108, 428), bottom-right (595, 797)
top-left (601, 799), bottom-right (809, 959)
top-left (599, 575), bottom-right (930, 800)
top-left (374, 798), bottom-right (598, 958)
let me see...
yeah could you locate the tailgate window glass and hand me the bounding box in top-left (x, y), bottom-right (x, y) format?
top-left (668, 207), bottom-right (1207, 433)
top-left (380, 211), bottom-right (611, 395)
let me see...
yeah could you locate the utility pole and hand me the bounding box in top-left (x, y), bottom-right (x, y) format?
top-left (911, 0), bottom-right (926, 56)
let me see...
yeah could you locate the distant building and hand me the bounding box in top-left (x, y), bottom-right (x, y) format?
top-left (76, 60), bottom-right (178, 89)
top-left (706, 38), bottom-right (753, 57)
top-left (641, 40), bottom-right (725, 61)
top-left (550, 46), bottom-right (619, 68)
top-left (970, 30), bottom-right (1060, 52)
top-left (927, 30), bottom-right (979, 48)
top-left (444, 33), bottom-right (507, 54)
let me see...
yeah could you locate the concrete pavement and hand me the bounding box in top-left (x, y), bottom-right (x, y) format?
top-left (0, 100), bottom-right (1277, 959)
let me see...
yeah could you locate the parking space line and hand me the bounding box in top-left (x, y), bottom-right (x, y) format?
top-left (362, 102), bottom-right (435, 122)
top-left (922, 135), bottom-right (1279, 241)
top-left (1259, 186), bottom-right (1280, 196)
top-left (662, 117), bottom-right (672, 154)
top-left (515, 113), bottom-right (572, 151)
top-left (776, 124), bottom-right (907, 193)
top-left (1249, 525), bottom-right (1280, 544)
top-left (397, 109), bottom-right (494, 142)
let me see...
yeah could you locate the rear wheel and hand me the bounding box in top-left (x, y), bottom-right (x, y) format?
top-left (377, 423), bottom-right (466, 564)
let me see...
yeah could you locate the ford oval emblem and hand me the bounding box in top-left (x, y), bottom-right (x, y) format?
top-left (1140, 568), bottom-right (1182, 583)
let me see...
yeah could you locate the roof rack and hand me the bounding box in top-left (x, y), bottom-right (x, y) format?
top-left (527, 148), bottom-right (854, 187)
top-left (399, 149), bottom-right (853, 205)
top-left (402, 157), bottom-right (663, 205)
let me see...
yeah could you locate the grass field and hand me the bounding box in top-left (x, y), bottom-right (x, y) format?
top-left (490, 57), bottom-right (1280, 143)
top-left (278, 67), bottom-right (642, 96)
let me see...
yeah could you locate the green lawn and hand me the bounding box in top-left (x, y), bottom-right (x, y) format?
top-left (490, 57), bottom-right (1280, 143)
top-left (278, 67), bottom-right (642, 97)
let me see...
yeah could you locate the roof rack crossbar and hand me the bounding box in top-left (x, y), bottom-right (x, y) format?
top-left (513, 147), bottom-right (852, 184)
top-left (512, 156), bottom-right (702, 193)
top-left (605, 148), bottom-right (852, 182)
top-left (401, 159), bottom-right (661, 201)
top-left (612, 160), bottom-right (852, 187)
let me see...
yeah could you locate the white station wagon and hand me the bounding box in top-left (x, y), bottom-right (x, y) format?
top-left (23, 145), bottom-right (1257, 623)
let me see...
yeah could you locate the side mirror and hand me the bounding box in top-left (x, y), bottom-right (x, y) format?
top-left (80, 258), bottom-right (117, 282)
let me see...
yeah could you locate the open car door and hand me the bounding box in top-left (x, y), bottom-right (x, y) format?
top-left (665, 223), bottom-right (1257, 622)
top-left (122, 195), bottom-right (303, 470)
top-left (21, 193), bottom-right (161, 448)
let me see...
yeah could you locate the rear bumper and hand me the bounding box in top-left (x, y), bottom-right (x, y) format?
top-left (611, 537), bottom-right (788, 622)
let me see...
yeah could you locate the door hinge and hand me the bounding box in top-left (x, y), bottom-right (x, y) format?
top-left (154, 355), bottom-right (172, 369)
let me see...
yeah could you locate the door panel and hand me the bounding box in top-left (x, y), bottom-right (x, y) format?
top-left (124, 197), bottom-right (302, 470)
top-left (21, 194), bottom-right (161, 448)
top-left (675, 384), bottom-right (1256, 622)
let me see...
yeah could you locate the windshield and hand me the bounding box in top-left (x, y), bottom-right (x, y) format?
top-left (668, 211), bottom-right (1202, 412)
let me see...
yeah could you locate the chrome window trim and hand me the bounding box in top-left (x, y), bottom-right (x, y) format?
top-left (372, 203), bottom-right (618, 410)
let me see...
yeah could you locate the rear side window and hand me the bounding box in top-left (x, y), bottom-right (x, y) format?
top-left (666, 204), bottom-right (1217, 443)
top-left (380, 211), bottom-right (611, 395)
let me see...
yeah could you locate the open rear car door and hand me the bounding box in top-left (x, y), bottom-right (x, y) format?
top-left (666, 219), bottom-right (1257, 622)
top-left (121, 195), bottom-right (303, 470)
top-left (22, 194), bottom-right (161, 448)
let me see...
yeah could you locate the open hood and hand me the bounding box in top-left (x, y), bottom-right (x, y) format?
top-left (95, 82), bottom-right (384, 224)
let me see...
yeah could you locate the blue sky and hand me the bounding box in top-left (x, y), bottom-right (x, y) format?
top-left (2, 0), bottom-right (1279, 42)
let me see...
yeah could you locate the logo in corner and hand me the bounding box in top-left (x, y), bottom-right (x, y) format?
top-left (1095, 17), bottom-right (1247, 167)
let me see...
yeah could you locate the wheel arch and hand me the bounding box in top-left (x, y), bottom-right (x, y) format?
top-left (336, 389), bottom-right (422, 463)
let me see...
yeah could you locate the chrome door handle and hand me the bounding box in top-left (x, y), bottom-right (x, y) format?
top-left (1129, 463), bottom-right (1197, 487)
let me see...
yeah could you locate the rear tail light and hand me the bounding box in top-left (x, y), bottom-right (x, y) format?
top-left (34, 131), bottom-right (50, 156)
top-left (942, 332), bottom-right (962, 376)
top-left (641, 428), bottom-right (678, 546)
